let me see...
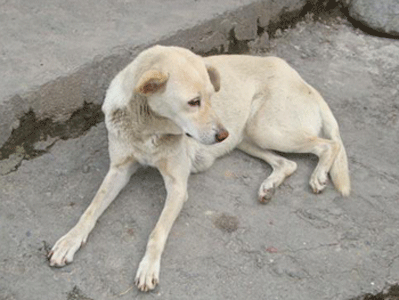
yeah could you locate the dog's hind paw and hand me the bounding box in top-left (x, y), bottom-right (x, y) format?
top-left (309, 171), bottom-right (328, 194)
top-left (259, 188), bottom-right (275, 204)
top-left (135, 256), bottom-right (160, 292)
top-left (258, 182), bottom-right (275, 204)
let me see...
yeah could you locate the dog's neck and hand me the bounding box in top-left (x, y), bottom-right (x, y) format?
top-left (129, 94), bottom-right (183, 137)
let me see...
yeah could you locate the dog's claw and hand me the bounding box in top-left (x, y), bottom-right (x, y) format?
top-left (259, 194), bottom-right (272, 204)
top-left (135, 256), bottom-right (160, 292)
top-left (259, 185), bottom-right (275, 204)
top-left (312, 187), bottom-right (322, 194)
top-left (135, 277), bottom-right (157, 292)
top-left (136, 279), bottom-right (152, 292)
top-left (48, 229), bottom-right (88, 267)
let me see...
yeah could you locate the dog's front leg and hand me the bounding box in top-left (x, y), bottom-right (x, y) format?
top-left (135, 156), bottom-right (190, 292)
top-left (49, 159), bottom-right (138, 267)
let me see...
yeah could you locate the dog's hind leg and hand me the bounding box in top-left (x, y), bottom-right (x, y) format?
top-left (290, 136), bottom-right (340, 194)
top-left (238, 140), bottom-right (297, 204)
top-left (135, 154), bottom-right (190, 292)
top-left (48, 157), bottom-right (138, 267)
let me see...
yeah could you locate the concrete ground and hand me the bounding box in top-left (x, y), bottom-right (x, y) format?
top-left (1, 1), bottom-right (399, 300)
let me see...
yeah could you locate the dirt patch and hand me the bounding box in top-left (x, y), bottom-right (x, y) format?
top-left (213, 213), bottom-right (240, 233)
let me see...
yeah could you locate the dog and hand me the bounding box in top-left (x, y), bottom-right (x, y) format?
top-left (48, 45), bottom-right (350, 291)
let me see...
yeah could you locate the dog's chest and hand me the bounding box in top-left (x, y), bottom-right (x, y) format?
top-left (130, 134), bottom-right (183, 166)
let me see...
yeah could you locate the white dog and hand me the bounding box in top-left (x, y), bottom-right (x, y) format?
top-left (48, 45), bottom-right (350, 291)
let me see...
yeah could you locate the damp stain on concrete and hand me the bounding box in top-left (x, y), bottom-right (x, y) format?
top-left (0, 102), bottom-right (103, 174)
top-left (213, 213), bottom-right (239, 233)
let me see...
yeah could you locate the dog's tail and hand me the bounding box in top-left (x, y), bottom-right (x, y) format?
top-left (320, 101), bottom-right (351, 197)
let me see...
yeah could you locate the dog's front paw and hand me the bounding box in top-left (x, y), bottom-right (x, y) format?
top-left (48, 229), bottom-right (87, 267)
top-left (135, 256), bottom-right (160, 292)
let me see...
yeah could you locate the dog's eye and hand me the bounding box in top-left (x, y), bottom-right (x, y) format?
top-left (188, 97), bottom-right (201, 107)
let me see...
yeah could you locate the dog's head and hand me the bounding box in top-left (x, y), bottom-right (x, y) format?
top-left (133, 46), bottom-right (229, 145)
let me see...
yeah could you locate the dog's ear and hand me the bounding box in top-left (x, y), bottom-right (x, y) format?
top-left (134, 70), bottom-right (169, 95)
top-left (206, 65), bottom-right (221, 92)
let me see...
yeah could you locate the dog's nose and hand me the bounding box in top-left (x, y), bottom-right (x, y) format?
top-left (215, 128), bottom-right (229, 142)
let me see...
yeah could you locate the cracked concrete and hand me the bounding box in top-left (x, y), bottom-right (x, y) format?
top-left (1, 2), bottom-right (399, 300)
